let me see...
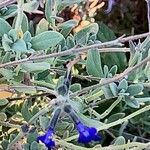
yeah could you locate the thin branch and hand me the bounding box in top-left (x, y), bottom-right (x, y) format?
top-left (146, 0), bottom-right (150, 31)
top-left (71, 55), bottom-right (150, 96)
top-left (98, 47), bottom-right (130, 53)
top-left (10, 85), bottom-right (57, 96)
top-left (110, 128), bottom-right (150, 142)
top-left (0, 32), bottom-right (149, 69)
top-left (50, 68), bottom-right (101, 81)
top-left (0, 0), bottom-right (17, 8)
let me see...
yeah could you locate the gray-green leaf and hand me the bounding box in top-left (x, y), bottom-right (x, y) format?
top-left (31, 31), bottom-right (64, 50)
top-left (125, 96), bottom-right (140, 108)
top-left (75, 23), bottom-right (99, 45)
top-left (86, 49), bottom-right (103, 77)
top-left (0, 99), bottom-right (9, 106)
top-left (21, 62), bottom-right (50, 73)
top-left (126, 84), bottom-right (143, 96)
top-left (0, 18), bottom-right (11, 37)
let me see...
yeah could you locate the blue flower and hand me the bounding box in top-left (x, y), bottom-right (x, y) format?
top-left (37, 127), bottom-right (55, 150)
top-left (76, 122), bottom-right (102, 143)
top-left (105, 0), bottom-right (116, 14)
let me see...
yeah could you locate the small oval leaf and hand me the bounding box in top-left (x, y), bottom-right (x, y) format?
top-left (31, 31), bottom-right (64, 50)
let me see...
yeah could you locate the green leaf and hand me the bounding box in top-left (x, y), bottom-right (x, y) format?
top-left (135, 97), bottom-right (150, 103)
top-left (144, 64), bottom-right (150, 81)
top-left (97, 22), bottom-right (116, 42)
top-left (23, 143), bottom-right (30, 150)
top-left (0, 5), bottom-right (17, 19)
top-left (126, 84), bottom-right (143, 96)
top-left (58, 20), bottom-right (78, 37)
top-left (22, 0), bottom-right (39, 13)
top-left (141, 35), bottom-right (150, 57)
top-left (97, 22), bottom-right (127, 71)
top-left (13, 85), bottom-right (37, 94)
top-left (9, 134), bottom-right (16, 142)
top-left (118, 79), bottom-right (128, 91)
top-left (32, 105), bottom-right (39, 116)
top-left (27, 131), bottom-right (38, 144)
top-left (21, 62), bottom-right (50, 73)
top-left (0, 99), bottom-right (9, 106)
top-left (86, 49), bottom-right (103, 77)
top-left (23, 31), bottom-right (32, 43)
top-left (103, 65), bottom-right (109, 77)
top-left (8, 29), bottom-right (17, 41)
top-left (129, 51), bottom-right (142, 67)
top-left (45, 0), bottom-right (55, 23)
top-left (70, 83), bottom-right (81, 92)
top-left (1, 52), bottom-right (11, 63)
top-left (36, 18), bottom-right (49, 35)
top-left (0, 18), bottom-right (11, 37)
top-left (129, 40), bottom-right (136, 55)
top-left (113, 136), bottom-right (126, 145)
top-left (39, 116), bottom-right (49, 131)
top-left (66, 35), bottom-right (75, 49)
top-left (107, 113), bottom-right (125, 123)
top-left (101, 84), bottom-right (114, 99)
top-left (21, 13), bottom-right (29, 33)
top-left (109, 82), bottom-right (118, 96)
top-left (109, 65), bottom-right (118, 76)
top-left (77, 112), bottom-right (103, 128)
top-left (85, 89), bottom-right (103, 102)
top-left (1, 140), bottom-right (9, 150)
top-left (70, 99), bottom-right (84, 112)
top-left (31, 31), bottom-right (64, 50)
top-left (32, 80), bottom-right (55, 89)
top-left (75, 23), bottom-right (99, 45)
top-left (62, 130), bottom-right (70, 139)
top-left (31, 141), bottom-right (39, 150)
top-left (125, 96), bottom-right (139, 108)
top-left (12, 39), bottom-right (28, 52)
top-left (21, 100), bottom-right (33, 121)
top-left (0, 112), bottom-right (7, 121)
top-left (0, 68), bottom-right (13, 80)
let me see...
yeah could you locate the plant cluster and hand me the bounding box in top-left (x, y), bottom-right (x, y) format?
top-left (0, 0), bottom-right (150, 150)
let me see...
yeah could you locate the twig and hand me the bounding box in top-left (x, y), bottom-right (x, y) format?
top-left (146, 0), bottom-right (150, 31)
top-left (50, 68), bottom-right (101, 81)
top-left (89, 96), bottom-right (122, 119)
top-left (98, 47), bottom-right (130, 53)
top-left (110, 128), bottom-right (150, 142)
top-left (0, 0), bottom-right (17, 8)
top-left (71, 55), bottom-right (150, 96)
top-left (10, 85), bottom-right (57, 96)
top-left (0, 32), bottom-right (149, 69)
top-left (28, 106), bottom-right (50, 124)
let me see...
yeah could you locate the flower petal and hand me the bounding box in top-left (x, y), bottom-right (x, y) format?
top-left (105, 0), bottom-right (116, 14)
top-left (76, 122), bottom-right (102, 144)
top-left (37, 128), bottom-right (55, 149)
